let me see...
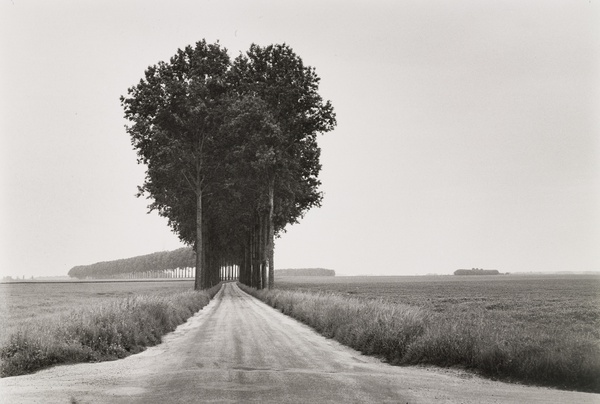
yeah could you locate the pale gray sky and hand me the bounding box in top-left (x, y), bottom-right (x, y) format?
top-left (1, 0), bottom-right (598, 278)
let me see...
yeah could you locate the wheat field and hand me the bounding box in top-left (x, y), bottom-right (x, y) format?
top-left (245, 273), bottom-right (600, 392)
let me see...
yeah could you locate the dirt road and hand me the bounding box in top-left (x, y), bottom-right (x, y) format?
top-left (1, 283), bottom-right (598, 403)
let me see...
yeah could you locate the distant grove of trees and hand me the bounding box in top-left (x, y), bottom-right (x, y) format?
top-left (68, 248), bottom-right (196, 279)
top-left (120, 40), bottom-right (336, 290)
top-left (275, 268), bottom-right (335, 277)
top-left (454, 268), bottom-right (500, 276)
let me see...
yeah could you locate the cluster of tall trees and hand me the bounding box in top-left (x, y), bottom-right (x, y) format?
top-left (121, 40), bottom-right (336, 290)
top-left (68, 248), bottom-right (195, 279)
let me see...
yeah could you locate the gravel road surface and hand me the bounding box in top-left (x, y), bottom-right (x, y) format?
top-left (1, 282), bottom-right (598, 403)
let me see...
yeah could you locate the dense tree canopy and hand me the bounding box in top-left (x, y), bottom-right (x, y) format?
top-left (121, 40), bottom-right (336, 289)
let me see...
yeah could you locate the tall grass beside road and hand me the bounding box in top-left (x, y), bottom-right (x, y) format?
top-left (240, 283), bottom-right (600, 393)
top-left (1, 284), bottom-right (221, 377)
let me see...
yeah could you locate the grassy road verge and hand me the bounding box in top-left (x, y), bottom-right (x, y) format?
top-left (1, 284), bottom-right (222, 377)
top-left (240, 283), bottom-right (600, 393)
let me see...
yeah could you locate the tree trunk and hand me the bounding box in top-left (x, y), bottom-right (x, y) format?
top-left (259, 214), bottom-right (266, 289)
top-left (254, 218), bottom-right (262, 288)
top-left (267, 178), bottom-right (275, 289)
top-left (244, 242), bottom-right (250, 285)
top-left (194, 188), bottom-right (204, 290)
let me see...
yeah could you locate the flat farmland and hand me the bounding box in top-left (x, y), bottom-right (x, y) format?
top-left (274, 274), bottom-right (600, 339)
top-left (267, 273), bottom-right (600, 391)
top-left (0, 280), bottom-right (195, 345)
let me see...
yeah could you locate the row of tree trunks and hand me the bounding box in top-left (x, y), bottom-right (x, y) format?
top-left (219, 265), bottom-right (239, 281)
top-left (232, 212), bottom-right (273, 289)
top-left (191, 191), bottom-right (274, 290)
top-left (116, 266), bottom-right (238, 282)
top-left (86, 264), bottom-right (241, 280)
top-left (104, 268), bottom-right (196, 279)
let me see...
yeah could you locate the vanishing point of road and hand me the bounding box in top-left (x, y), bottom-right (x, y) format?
top-left (1, 283), bottom-right (598, 403)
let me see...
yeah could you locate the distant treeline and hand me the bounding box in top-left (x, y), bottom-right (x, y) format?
top-left (275, 268), bottom-right (335, 277)
top-left (68, 248), bottom-right (334, 280)
top-left (454, 268), bottom-right (500, 276)
top-left (68, 248), bottom-right (195, 279)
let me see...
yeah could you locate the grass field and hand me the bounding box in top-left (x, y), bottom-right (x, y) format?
top-left (0, 280), bottom-right (214, 377)
top-left (0, 280), bottom-right (196, 345)
top-left (245, 273), bottom-right (600, 392)
top-left (274, 274), bottom-right (600, 341)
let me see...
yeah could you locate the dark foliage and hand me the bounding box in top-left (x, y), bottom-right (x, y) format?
top-left (120, 40), bottom-right (336, 290)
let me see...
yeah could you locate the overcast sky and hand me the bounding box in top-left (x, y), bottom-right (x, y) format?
top-left (1, 0), bottom-right (598, 278)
